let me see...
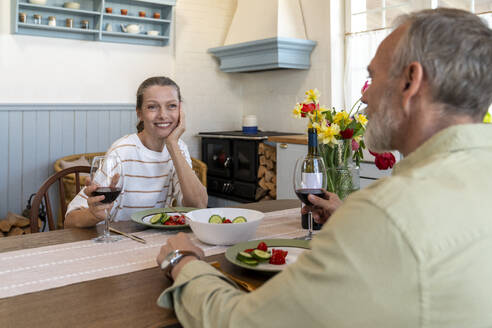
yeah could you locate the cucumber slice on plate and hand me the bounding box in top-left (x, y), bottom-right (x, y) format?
top-left (236, 251), bottom-right (253, 262)
top-left (208, 214), bottom-right (223, 224)
top-left (160, 213), bottom-right (170, 224)
top-left (251, 249), bottom-right (271, 262)
top-left (150, 213), bottom-right (162, 224)
top-left (232, 216), bottom-right (247, 223)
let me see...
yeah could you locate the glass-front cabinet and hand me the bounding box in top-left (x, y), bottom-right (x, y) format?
top-left (11, 0), bottom-right (176, 46)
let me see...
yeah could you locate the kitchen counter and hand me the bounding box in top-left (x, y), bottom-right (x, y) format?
top-left (268, 134), bottom-right (308, 144)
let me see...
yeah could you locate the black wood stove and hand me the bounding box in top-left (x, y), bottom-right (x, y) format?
top-left (199, 131), bottom-right (300, 203)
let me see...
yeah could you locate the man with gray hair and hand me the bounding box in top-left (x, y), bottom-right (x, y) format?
top-left (156, 8), bottom-right (492, 327)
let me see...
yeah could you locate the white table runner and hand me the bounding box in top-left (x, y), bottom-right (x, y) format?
top-left (0, 208), bottom-right (305, 299)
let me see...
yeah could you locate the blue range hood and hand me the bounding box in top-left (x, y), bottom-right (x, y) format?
top-left (208, 37), bottom-right (316, 73)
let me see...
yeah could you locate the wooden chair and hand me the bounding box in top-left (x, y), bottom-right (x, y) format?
top-left (191, 157), bottom-right (207, 187)
top-left (30, 166), bottom-right (90, 233)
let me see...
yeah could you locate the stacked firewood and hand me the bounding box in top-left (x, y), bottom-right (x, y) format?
top-left (0, 212), bottom-right (38, 237)
top-left (256, 142), bottom-right (277, 201)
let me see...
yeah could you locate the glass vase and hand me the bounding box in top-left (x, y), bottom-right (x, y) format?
top-left (319, 139), bottom-right (360, 200)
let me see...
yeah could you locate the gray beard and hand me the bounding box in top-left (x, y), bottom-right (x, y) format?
top-left (364, 89), bottom-right (400, 152)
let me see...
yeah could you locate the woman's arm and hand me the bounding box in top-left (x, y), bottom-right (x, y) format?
top-left (166, 107), bottom-right (208, 208)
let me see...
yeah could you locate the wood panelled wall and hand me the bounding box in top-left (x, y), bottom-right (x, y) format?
top-left (0, 104), bottom-right (138, 219)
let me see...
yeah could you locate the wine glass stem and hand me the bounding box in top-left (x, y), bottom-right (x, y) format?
top-left (308, 211), bottom-right (313, 240)
top-left (104, 208), bottom-right (110, 238)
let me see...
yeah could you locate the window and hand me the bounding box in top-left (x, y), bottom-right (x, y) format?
top-left (344, 0), bottom-right (492, 110)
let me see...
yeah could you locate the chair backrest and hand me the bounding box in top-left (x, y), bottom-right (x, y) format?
top-left (30, 166), bottom-right (91, 233)
top-left (191, 157), bottom-right (207, 187)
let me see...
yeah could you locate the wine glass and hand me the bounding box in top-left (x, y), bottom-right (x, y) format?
top-left (90, 154), bottom-right (124, 243)
top-left (293, 155), bottom-right (327, 240)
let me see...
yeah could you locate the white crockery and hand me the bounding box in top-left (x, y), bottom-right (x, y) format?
top-left (29, 0), bottom-right (47, 5)
top-left (147, 30), bottom-right (160, 36)
top-left (121, 24), bottom-right (140, 34)
top-left (63, 2), bottom-right (80, 9)
top-left (186, 208), bottom-right (264, 245)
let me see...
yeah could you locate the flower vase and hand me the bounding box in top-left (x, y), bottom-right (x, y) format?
top-left (319, 139), bottom-right (360, 200)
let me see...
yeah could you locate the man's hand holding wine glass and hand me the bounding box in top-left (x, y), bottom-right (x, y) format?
top-left (301, 189), bottom-right (342, 225)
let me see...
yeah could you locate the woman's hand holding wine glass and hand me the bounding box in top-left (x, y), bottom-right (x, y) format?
top-left (90, 155), bottom-right (124, 243)
top-left (84, 180), bottom-right (113, 222)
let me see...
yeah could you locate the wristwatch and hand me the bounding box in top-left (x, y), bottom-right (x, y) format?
top-left (160, 249), bottom-right (200, 279)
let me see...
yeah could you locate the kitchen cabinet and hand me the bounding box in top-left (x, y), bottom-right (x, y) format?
top-left (269, 135), bottom-right (394, 200)
top-left (11, 0), bottom-right (176, 46)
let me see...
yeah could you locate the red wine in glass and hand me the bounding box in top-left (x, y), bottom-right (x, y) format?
top-left (93, 187), bottom-right (122, 204)
top-left (295, 188), bottom-right (324, 206)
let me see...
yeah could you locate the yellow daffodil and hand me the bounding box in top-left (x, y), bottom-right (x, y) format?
top-left (333, 111), bottom-right (351, 126)
top-left (319, 106), bottom-right (329, 113)
top-left (319, 123), bottom-right (340, 146)
top-left (355, 114), bottom-right (368, 126)
top-left (292, 103), bottom-right (302, 118)
top-left (484, 112), bottom-right (491, 123)
top-left (304, 89), bottom-right (320, 104)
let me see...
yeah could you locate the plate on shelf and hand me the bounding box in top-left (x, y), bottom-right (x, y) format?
top-left (225, 239), bottom-right (310, 272)
top-left (131, 207), bottom-right (196, 230)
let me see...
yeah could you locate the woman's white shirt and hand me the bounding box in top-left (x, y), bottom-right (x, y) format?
top-left (66, 134), bottom-right (192, 221)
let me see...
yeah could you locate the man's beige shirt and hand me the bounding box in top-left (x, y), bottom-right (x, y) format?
top-left (158, 124), bottom-right (492, 328)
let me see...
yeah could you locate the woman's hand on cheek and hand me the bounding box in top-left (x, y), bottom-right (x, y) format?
top-left (166, 106), bottom-right (185, 146)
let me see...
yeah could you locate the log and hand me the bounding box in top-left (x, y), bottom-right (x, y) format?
top-left (0, 232), bottom-right (5, 238)
top-left (0, 220), bottom-right (11, 233)
top-left (258, 177), bottom-right (268, 190)
top-left (264, 147), bottom-right (275, 160)
top-left (257, 165), bottom-right (267, 179)
top-left (255, 187), bottom-right (268, 200)
top-left (265, 159), bottom-right (274, 170)
top-left (272, 175), bottom-right (277, 185)
top-left (265, 182), bottom-right (276, 191)
top-left (268, 188), bottom-right (277, 199)
top-left (264, 170), bottom-right (275, 183)
top-left (263, 195), bottom-right (273, 200)
top-left (258, 142), bottom-right (265, 155)
top-left (8, 227), bottom-right (24, 236)
top-left (259, 155), bottom-right (267, 166)
top-left (7, 212), bottom-right (30, 228)
top-left (23, 227), bottom-right (32, 234)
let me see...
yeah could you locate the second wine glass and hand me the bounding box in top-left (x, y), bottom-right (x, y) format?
top-left (90, 154), bottom-right (124, 243)
top-left (293, 155), bottom-right (327, 240)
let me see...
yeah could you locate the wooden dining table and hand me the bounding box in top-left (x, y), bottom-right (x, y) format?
top-left (0, 199), bottom-right (300, 328)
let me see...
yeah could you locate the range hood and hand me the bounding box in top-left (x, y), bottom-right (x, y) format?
top-left (208, 0), bottom-right (316, 73)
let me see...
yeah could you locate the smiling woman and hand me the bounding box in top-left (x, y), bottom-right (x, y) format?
top-left (64, 77), bottom-right (208, 228)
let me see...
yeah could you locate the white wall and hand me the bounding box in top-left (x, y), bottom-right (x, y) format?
top-left (240, 0), bottom-right (344, 134)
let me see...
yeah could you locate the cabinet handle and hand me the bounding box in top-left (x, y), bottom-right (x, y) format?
top-left (279, 143), bottom-right (288, 149)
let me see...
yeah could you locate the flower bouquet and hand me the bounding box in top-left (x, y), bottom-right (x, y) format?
top-left (292, 87), bottom-right (395, 199)
top-left (292, 89), bottom-right (367, 199)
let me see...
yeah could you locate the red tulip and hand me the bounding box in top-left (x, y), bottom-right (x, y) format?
top-left (369, 150), bottom-right (396, 170)
top-left (340, 128), bottom-right (354, 139)
top-left (300, 103), bottom-right (316, 117)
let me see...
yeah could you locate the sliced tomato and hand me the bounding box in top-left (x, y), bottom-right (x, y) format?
top-left (257, 242), bottom-right (268, 251)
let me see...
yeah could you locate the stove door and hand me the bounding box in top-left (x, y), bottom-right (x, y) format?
top-left (233, 140), bottom-right (258, 182)
top-left (202, 138), bottom-right (232, 178)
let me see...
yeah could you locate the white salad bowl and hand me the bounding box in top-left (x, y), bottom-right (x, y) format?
top-left (186, 208), bottom-right (264, 245)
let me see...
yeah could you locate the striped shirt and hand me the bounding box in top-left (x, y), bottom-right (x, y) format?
top-left (66, 134), bottom-right (192, 222)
